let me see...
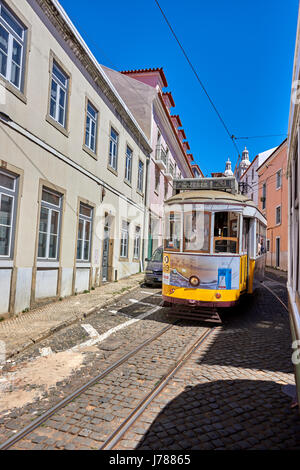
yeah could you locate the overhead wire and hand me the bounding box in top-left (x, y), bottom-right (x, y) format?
top-left (154, 0), bottom-right (241, 163)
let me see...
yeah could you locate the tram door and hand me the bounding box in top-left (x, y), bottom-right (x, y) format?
top-left (241, 218), bottom-right (250, 291)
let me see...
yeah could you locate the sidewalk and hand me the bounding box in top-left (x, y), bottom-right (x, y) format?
top-left (0, 273), bottom-right (144, 360)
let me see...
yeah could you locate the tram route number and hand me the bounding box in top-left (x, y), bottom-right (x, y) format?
top-left (109, 455), bottom-right (191, 467)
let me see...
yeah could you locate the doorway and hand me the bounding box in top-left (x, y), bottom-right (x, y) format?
top-left (276, 237), bottom-right (280, 268)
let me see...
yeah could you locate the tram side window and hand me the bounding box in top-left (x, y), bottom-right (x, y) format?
top-left (214, 212), bottom-right (239, 254)
top-left (165, 211), bottom-right (181, 251)
top-left (256, 221), bottom-right (267, 256)
top-left (184, 210), bottom-right (210, 252)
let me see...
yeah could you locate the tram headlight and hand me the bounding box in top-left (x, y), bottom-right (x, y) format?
top-left (215, 293), bottom-right (222, 299)
top-left (189, 276), bottom-right (200, 287)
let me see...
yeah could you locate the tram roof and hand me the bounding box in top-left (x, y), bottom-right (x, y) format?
top-left (166, 190), bottom-right (256, 206)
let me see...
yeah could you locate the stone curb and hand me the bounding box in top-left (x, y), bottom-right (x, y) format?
top-left (5, 278), bottom-right (144, 360)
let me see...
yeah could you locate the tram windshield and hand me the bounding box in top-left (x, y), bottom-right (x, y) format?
top-left (183, 209), bottom-right (210, 252)
top-left (214, 211), bottom-right (240, 254)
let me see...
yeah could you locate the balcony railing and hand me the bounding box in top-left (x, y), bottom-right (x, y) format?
top-left (155, 145), bottom-right (167, 170)
top-left (165, 161), bottom-right (175, 181)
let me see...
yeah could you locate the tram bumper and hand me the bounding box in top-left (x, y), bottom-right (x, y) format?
top-left (162, 287), bottom-right (240, 309)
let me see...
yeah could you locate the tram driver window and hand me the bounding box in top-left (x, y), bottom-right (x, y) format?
top-left (184, 210), bottom-right (210, 252)
top-left (214, 212), bottom-right (239, 254)
top-left (165, 211), bottom-right (181, 251)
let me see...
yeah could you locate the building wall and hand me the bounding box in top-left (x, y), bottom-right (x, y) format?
top-left (0, 0), bottom-right (150, 315)
top-left (257, 141), bottom-right (288, 271)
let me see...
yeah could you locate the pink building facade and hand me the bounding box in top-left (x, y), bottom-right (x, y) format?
top-left (102, 67), bottom-right (197, 257)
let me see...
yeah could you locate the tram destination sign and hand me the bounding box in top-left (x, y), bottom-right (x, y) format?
top-left (173, 177), bottom-right (238, 194)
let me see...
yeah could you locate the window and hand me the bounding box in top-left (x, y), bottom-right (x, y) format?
top-left (151, 247), bottom-right (163, 262)
top-left (49, 61), bottom-right (69, 128)
top-left (252, 168), bottom-right (254, 181)
top-left (50, 61), bottom-right (69, 127)
top-left (0, 169), bottom-right (18, 258)
top-left (125, 146), bottom-right (132, 183)
top-left (164, 178), bottom-right (168, 199)
top-left (38, 188), bottom-right (62, 260)
top-left (214, 212), bottom-right (240, 254)
top-left (276, 170), bottom-right (282, 189)
top-left (120, 220), bottom-right (129, 258)
top-left (77, 203), bottom-right (93, 261)
top-left (267, 239), bottom-right (270, 252)
top-left (155, 165), bottom-right (160, 193)
top-left (85, 101), bottom-right (98, 153)
top-left (184, 207), bottom-right (210, 253)
top-left (109, 127), bottom-right (119, 171)
top-left (276, 205), bottom-right (281, 225)
top-left (256, 221), bottom-right (266, 255)
top-left (262, 183), bottom-right (266, 210)
top-left (0, 1), bottom-right (26, 91)
top-left (137, 160), bottom-right (144, 193)
top-left (133, 226), bottom-right (141, 259)
top-left (165, 211), bottom-right (181, 251)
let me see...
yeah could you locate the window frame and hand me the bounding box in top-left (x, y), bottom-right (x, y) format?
top-left (125, 145), bottom-right (133, 184)
top-left (0, 168), bottom-right (18, 259)
top-left (164, 210), bottom-right (181, 252)
top-left (262, 183), bottom-right (266, 210)
top-left (133, 225), bottom-right (141, 260)
top-left (120, 220), bottom-right (129, 259)
top-left (276, 205), bottom-right (281, 225)
top-left (76, 202), bottom-right (93, 262)
top-left (137, 159), bottom-right (144, 194)
top-left (0, 1), bottom-right (27, 94)
top-left (108, 126), bottom-right (119, 172)
top-left (276, 169), bottom-right (282, 190)
top-left (83, 98), bottom-right (99, 157)
top-left (46, 51), bottom-right (71, 136)
top-left (38, 187), bottom-right (62, 261)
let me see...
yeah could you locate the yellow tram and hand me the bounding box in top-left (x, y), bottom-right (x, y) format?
top-left (162, 177), bottom-right (267, 317)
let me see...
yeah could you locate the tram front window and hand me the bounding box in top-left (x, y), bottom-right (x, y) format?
top-left (214, 211), bottom-right (239, 254)
top-left (184, 209), bottom-right (210, 252)
top-left (165, 211), bottom-right (181, 251)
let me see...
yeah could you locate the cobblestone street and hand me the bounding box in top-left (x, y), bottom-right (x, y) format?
top-left (0, 269), bottom-right (299, 450)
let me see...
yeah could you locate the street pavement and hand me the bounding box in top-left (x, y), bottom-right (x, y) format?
top-left (0, 270), bottom-right (299, 450)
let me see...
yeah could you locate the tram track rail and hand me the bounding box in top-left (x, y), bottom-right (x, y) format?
top-left (261, 281), bottom-right (288, 312)
top-left (100, 327), bottom-right (215, 450)
top-left (0, 317), bottom-right (178, 451)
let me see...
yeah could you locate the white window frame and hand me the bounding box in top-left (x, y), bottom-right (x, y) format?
top-left (49, 61), bottom-right (69, 128)
top-left (276, 205), bottom-right (281, 225)
top-left (125, 146), bottom-right (133, 183)
top-left (0, 1), bottom-right (26, 91)
top-left (109, 127), bottom-right (118, 171)
top-left (38, 188), bottom-right (62, 261)
top-left (0, 169), bottom-right (17, 259)
top-left (137, 160), bottom-right (144, 193)
top-left (77, 203), bottom-right (93, 262)
top-left (85, 101), bottom-right (98, 153)
top-left (276, 169), bottom-right (282, 190)
top-left (120, 221), bottom-right (129, 258)
top-left (133, 226), bottom-right (141, 259)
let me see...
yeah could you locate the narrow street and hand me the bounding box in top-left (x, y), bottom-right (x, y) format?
top-left (0, 269), bottom-right (298, 450)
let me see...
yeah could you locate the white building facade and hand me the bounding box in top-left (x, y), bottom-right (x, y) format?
top-left (0, 0), bottom-right (152, 316)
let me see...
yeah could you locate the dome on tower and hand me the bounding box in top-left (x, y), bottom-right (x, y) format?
top-left (224, 157), bottom-right (233, 177)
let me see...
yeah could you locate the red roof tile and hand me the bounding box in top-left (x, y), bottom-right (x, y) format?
top-left (120, 68), bottom-right (168, 87)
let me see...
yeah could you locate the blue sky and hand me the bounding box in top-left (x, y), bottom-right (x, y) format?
top-left (60, 0), bottom-right (298, 176)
